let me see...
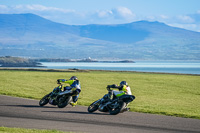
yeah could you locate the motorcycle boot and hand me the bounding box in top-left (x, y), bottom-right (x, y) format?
top-left (121, 107), bottom-right (130, 113)
top-left (70, 101), bottom-right (77, 107)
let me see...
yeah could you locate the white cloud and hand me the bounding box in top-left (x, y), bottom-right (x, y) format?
top-left (0, 4), bottom-right (75, 14)
top-left (160, 15), bottom-right (169, 19)
top-left (146, 15), bottom-right (155, 21)
top-left (168, 23), bottom-right (200, 32)
top-left (0, 5), bottom-right (9, 13)
top-left (97, 10), bottom-right (112, 18)
top-left (177, 15), bottom-right (194, 23)
top-left (0, 5), bottom-right (7, 9)
top-left (145, 15), bottom-right (170, 22)
top-left (112, 7), bottom-right (136, 20)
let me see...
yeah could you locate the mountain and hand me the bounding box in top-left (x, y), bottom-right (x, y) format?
top-left (0, 13), bottom-right (200, 60)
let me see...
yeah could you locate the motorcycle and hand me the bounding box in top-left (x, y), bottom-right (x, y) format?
top-left (39, 83), bottom-right (73, 108)
top-left (88, 89), bottom-right (135, 115)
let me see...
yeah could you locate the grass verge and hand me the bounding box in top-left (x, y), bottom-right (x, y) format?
top-left (0, 69), bottom-right (199, 119)
top-left (0, 127), bottom-right (72, 133)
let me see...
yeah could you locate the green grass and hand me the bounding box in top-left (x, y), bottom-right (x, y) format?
top-left (0, 69), bottom-right (200, 119)
top-left (0, 127), bottom-right (72, 133)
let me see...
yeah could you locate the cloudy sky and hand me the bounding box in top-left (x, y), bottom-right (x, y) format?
top-left (0, 0), bottom-right (200, 32)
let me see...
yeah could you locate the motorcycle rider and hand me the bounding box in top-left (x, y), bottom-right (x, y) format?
top-left (57, 76), bottom-right (81, 107)
top-left (106, 81), bottom-right (135, 111)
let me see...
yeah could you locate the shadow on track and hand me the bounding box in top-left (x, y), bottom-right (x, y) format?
top-left (0, 104), bottom-right (57, 108)
top-left (42, 110), bottom-right (110, 115)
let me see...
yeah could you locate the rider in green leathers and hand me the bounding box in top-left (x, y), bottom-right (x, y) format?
top-left (57, 76), bottom-right (81, 107)
top-left (106, 81), bottom-right (135, 111)
top-left (107, 81), bottom-right (133, 98)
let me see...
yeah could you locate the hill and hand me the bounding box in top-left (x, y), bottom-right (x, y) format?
top-left (0, 13), bottom-right (200, 60)
top-left (0, 56), bottom-right (41, 67)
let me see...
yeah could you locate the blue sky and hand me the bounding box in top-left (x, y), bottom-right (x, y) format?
top-left (0, 0), bottom-right (200, 32)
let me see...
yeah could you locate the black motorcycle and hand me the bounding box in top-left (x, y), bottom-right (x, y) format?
top-left (88, 89), bottom-right (135, 115)
top-left (39, 84), bottom-right (73, 108)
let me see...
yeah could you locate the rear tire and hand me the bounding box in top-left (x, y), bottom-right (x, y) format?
top-left (39, 93), bottom-right (51, 106)
top-left (109, 101), bottom-right (124, 115)
top-left (57, 96), bottom-right (72, 108)
top-left (88, 100), bottom-right (100, 113)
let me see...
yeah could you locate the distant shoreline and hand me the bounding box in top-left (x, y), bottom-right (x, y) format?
top-left (0, 67), bottom-right (199, 76)
top-left (32, 58), bottom-right (135, 63)
top-left (0, 56), bottom-right (134, 68)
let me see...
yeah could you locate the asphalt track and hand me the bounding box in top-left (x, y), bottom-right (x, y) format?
top-left (0, 95), bottom-right (200, 133)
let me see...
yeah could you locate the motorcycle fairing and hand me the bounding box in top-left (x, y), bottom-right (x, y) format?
top-left (118, 95), bottom-right (135, 103)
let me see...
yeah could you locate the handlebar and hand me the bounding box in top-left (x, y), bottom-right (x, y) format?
top-left (107, 87), bottom-right (112, 91)
top-left (57, 82), bottom-right (63, 88)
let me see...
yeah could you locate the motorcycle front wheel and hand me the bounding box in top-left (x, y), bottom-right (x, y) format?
top-left (39, 93), bottom-right (51, 106)
top-left (88, 100), bottom-right (100, 113)
top-left (109, 101), bottom-right (124, 115)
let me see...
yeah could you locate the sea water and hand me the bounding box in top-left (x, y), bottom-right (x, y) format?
top-left (40, 61), bottom-right (200, 75)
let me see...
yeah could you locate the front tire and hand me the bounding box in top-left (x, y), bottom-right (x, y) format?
top-left (39, 93), bottom-right (51, 106)
top-left (88, 100), bottom-right (100, 113)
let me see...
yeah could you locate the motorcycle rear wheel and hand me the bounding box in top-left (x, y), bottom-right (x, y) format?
top-left (57, 96), bottom-right (72, 108)
top-left (88, 100), bottom-right (100, 113)
top-left (109, 101), bottom-right (124, 115)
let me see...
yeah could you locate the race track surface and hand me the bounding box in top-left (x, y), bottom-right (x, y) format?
top-left (0, 95), bottom-right (200, 133)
